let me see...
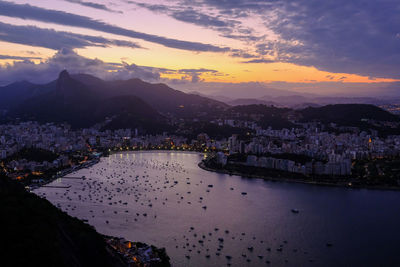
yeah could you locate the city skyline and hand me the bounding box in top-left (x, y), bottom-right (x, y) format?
top-left (2, 2), bottom-right (400, 266)
top-left (0, 0), bottom-right (399, 97)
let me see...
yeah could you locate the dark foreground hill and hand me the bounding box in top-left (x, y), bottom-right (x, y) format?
top-left (0, 175), bottom-right (127, 267)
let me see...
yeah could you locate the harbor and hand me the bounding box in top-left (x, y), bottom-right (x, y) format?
top-left (33, 151), bottom-right (400, 266)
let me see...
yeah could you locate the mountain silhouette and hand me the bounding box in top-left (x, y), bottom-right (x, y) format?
top-left (12, 71), bottom-right (165, 132)
top-left (6, 70), bottom-right (226, 132)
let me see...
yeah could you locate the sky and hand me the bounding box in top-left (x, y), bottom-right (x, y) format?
top-left (0, 0), bottom-right (399, 97)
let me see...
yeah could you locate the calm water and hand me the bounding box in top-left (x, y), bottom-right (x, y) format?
top-left (34, 152), bottom-right (400, 266)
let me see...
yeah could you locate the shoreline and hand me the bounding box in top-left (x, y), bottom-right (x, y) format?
top-left (31, 150), bottom-right (202, 190)
top-left (28, 158), bottom-right (100, 190)
top-left (33, 150), bottom-right (400, 193)
top-left (198, 161), bottom-right (400, 192)
top-left (85, 151), bottom-right (400, 192)
top-left (109, 149), bottom-right (203, 155)
top-left (31, 152), bottom-right (171, 266)
top-left (30, 150), bottom-right (398, 265)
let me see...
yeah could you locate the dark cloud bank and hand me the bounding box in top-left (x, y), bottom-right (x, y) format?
top-left (0, 48), bottom-right (220, 86)
top-left (0, 1), bottom-right (228, 52)
top-left (134, 0), bottom-right (400, 79)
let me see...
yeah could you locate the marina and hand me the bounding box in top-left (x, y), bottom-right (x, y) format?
top-left (34, 151), bottom-right (400, 266)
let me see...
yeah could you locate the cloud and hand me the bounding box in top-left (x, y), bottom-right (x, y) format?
top-left (230, 50), bottom-right (258, 59)
top-left (116, 62), bottom-right (162, 81)
top-left (180, 0), bottom-right (400, 79)
top-left (0, 48), bottom-right (223, 86)
top-left (222, 34), bottom-right (262, 42)
top-left (131, 0), bottom-right (400, 79)
top-left (255, 43), bottom-right (275, 56)
top-left (0, 48), bottom-right (163, 85)
top-left (241, 58), bottom-right (276, 64)
top-left (0, 54), bottom-right (42, 60)
top-left (178, 68), bottom-right (218, 73)
top-left (0, 48), bottom-right (398, 97)
top-left (135, 2), bottom-right (236, 28)
top-left (2, 1), bottom-right (397, 79)
top-left (132, 1), bottom-right (261, 43)
top-left (178, 68), bottom-right (220, 83)
top-left (258, 0), bottom-right (400, 79)
top-left (172, 9), bottom-right (234, 28)
top-left (0, 22), bottom-right (141, 50)
top-left (0, 1), bottom-right (228, 52)
top-left (64, 0), bottom-right (122, 13)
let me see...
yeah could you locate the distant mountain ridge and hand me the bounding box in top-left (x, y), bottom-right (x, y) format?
top-left (300, 104), bottom-right (399, 124)
top-left (0, 80), bottom-right (55, 109)
top-left (3, 70), bottom-right (227, 132)
top-left (211, 94), bottom-right (390, 108)
top-left (70, 73), bottom-right (227, 116)
top-left (1, 71), bottom-right (398, 133)
top-left (227, 98), bottom-right (280, 107)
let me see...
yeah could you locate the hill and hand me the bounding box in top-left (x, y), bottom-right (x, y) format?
top-left (14, 70), bottom-right (102, 127)
top-left (99, 96), bottom-right (173, 133)
top-left (226, 104), bottom-right (296, 129)
top-left (221, 95), bottom-right (388, 109)
top-left (300, 104), bottom-right (399, 125)
top-left (71, 73), bottom-right (228, 117)
top-left (0, 80), bottom-right (55, 110)
top-left (12, 71), bottom-right (168, 133)
top-left (5, 70), bottom-right (227, 130)
top-left (227, 98), bottom-right (280, 107)
top-left (0, 175), bottom-right (127, 267)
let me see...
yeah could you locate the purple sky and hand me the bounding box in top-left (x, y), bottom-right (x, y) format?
top-left (0, 0), bottom-right (399, 97)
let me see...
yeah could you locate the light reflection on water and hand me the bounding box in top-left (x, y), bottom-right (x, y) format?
top-left (34, 151), bottom-right (400, 266)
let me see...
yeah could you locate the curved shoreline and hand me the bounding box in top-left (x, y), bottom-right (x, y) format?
top-left (110, 149), bottom-right (202, 155)
top-left (198, 161), bottom-right (400, 192)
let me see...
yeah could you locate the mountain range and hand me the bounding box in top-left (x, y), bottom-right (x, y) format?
top-left (209, 95), bottom-right (393, 109)
top-left (1, 70), bottom-right (398, 134)
top-left (1, 70), bottom-right (226, 132)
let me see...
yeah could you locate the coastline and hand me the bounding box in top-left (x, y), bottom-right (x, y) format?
top-left (198, 161), bottom-right (400, 192)
top-left (28, 157), bottom-right (100, 190)
top-left (31, 152), bottom-right (172, 266)
top-left (28, 150), bottom-right (399, 265)
top-left (33, 150), bottom-right (400, 193)
top-left (106, 151), bottom-right (400, 192)
top-left (109, 149), bottom-right (202, 156)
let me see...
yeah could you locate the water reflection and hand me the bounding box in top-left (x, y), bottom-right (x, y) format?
top-left (34, 152), bottom-right (400, 267)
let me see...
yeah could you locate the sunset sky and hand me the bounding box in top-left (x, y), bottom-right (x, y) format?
top-left (0, 0), bottom-right (399, 97)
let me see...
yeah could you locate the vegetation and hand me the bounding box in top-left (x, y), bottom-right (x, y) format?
top-left (352, 158), bottom-right (400, 187)
top-left (225, 104), bottom-right (296, 130)
top-left (4, 70), bottom-right (400, 138)
top-left (204, 157), bottom-right (333, 182)
top-left (6, 147), bottom-right (59, 163)
top-left (300, 104), bottom-right (400, 125)
top-left (179, 122), bottom-right (252, 140)
top-left (204, 155), bottom-right (400, 189)
top-left (228, 152), bottom-right (316, 165)
top-left (0, 174), bottom-right (127, 267)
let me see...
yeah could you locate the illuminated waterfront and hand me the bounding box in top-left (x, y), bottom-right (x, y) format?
top-left (34, 152), bottom-right (400, 266)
